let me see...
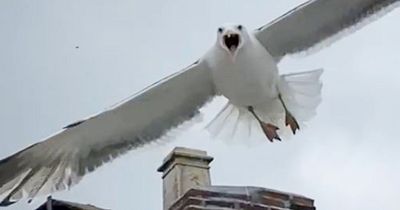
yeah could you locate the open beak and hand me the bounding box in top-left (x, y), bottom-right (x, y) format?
top-left (223, 33), bottom-right (240, 61)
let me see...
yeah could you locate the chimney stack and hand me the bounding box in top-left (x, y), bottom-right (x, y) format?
top-left (157, 147), bottom-right (213, 210)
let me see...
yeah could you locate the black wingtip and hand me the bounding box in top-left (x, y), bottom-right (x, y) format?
top-left (63, 119), bottom-right (86, 129)
top-left (0, 198), bottom-right (16, 207)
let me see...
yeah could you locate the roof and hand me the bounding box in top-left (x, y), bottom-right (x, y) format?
top-left (169, 185), bottom-right (315, 210)
top-left (35, 197), bottom-right (109, 210)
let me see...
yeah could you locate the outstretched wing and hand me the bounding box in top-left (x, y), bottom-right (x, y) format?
top-left (255, 0), bottom-right (399, 60)
top-left (0, 60), bottom-right (216, 206)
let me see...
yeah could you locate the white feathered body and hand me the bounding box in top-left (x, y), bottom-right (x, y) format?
top-left (204, 31), bottom-right (323, 138)
top-left (205, 33), bottom-right (279, 107)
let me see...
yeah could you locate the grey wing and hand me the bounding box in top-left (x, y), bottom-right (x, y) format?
top-left (0, 59), bottom-right (216, 206)
top-left (255, 0), bottom-right (399, 60)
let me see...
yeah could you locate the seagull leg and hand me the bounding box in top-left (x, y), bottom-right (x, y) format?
top-left (247, 106), bottom-right (281, 142)
top-left (278, 94), bottom-right (300, 134)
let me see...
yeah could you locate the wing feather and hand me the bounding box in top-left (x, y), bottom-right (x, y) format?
top-left (255, 0), bottom-right (400, 60)
top-left (0, 60), bottom-right (215, 205)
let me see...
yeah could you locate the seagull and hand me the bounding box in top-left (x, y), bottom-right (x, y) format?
top-left (0, 0), bottom-right (398, 206)
top-left (204, 24), bottom-right (319, 141)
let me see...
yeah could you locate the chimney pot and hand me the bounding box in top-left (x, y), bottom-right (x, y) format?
top-left (157, 147), bottom-right (213, 210)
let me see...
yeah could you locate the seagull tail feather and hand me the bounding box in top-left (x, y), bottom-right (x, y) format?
top-left (205, 102), bottom-right (261, 143)
top-left (205, 68), bottom-right (322, 142)
top-left (279, 68), bottom-right (323, 123)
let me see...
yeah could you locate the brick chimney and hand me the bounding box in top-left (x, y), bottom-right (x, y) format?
top-left (158, 147), bottom-right (316, 210)
top-left (157, 147), bottom-right (214, 210)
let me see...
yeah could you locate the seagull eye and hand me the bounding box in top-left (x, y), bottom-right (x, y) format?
top-left (237, 25), bottom-right (243, 30)
top-left (218, 27), bottom-right (223, 33)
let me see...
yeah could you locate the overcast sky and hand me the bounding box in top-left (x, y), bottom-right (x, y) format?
top-left (1, 1), bottom-right (400, 210)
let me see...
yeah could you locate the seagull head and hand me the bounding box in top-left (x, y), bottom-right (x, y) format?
top-left (217, 24), bottom-right (246, 61)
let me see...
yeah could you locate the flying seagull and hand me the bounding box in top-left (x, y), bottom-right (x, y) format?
top-left (0, 0), bottom-right (398, 206)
